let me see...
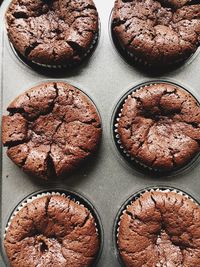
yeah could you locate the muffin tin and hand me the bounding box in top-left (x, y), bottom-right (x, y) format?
top-left (1, 0), bottom-right (200, 266)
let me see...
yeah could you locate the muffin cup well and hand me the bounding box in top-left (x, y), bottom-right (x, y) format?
top-left (3, 189), bottom-right (103, 267)
top-left (113, 186), bottom-right (200, 267)
top-left (112, 80), bottom-right (200, 176)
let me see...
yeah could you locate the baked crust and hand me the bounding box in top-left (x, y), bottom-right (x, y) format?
top-left (117, 83), bottom-right (200, 170)
top-left (118, 190), bottom-right (200, 267)
top-left (6, 0), bottom-right (99, 65)
top-left (2, 82), bottom-right (102, 179)
top-left (112, 0), bottom-right (200, 66)
top-left (4, 194), bottom-right (100, 267)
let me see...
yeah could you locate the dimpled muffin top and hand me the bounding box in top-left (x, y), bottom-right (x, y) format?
top-left (118, 190), bottom-right (200, 267)
top-left (4, 194), bottom-right (100, 267)
top-left (117, 83), bottom-right (200, 170)
top-left (2, 82), bottom-right (101, 179)
top-left (112, 0), bottom-right (200, 66)
top-left (6, 0), bottom-right (99, 65)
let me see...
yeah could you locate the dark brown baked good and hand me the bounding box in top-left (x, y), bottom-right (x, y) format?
top-left (117, 190), bottom-right (200, 267)
top-left (117, 83), bottom-right (200, 171)
top-left (6, 0), bottom-right (99, 66)
top-left (112, 0), bottom-right (200, 66)
top-left (4, 194), bottom-right (100, 267)
top-left (2, 82), bottom-right (101, 179)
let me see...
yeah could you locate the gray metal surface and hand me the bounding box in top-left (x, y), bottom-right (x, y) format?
top-left (1, 0), bottom-right (200, 266)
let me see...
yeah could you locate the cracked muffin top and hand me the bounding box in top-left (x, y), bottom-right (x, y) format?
top-left (117, 190), bottom-right (200, 267)
top-left (2, 82), bottom-right (102, 179)
top-left (117, 83), bottom-right (200, 171)
top-left (6, 0), bottom-right (99, 66)
top-left (112, 0), bottom-right (200, 66)
top-left (4, 194), bottom-right (100, 267)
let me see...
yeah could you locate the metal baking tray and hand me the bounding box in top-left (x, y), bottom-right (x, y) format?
top-left (1, 0), bottom-right (200, 266)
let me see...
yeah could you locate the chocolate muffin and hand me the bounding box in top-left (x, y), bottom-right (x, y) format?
top-left (4, 193), bottom-right (100, 267)
top-left (6, 0), bottom-right (99, 67)
top-left (112, 0), bottom-right (200, 66)
top-left (117, 190), bottom-right (200, 267)
top-left (117, 83), bottom-right (200, 171)
top-left (2, 82), bottom-right (102, 179)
